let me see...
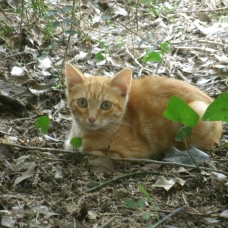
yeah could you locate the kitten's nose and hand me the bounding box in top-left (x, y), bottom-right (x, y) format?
top-left (88, 118), bottom-right (96, 124)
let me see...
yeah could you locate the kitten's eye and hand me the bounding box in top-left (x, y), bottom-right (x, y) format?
top-left (77, 98), bottom-right (87, 108)
top-left (101, 101), bottom-right (112, 110)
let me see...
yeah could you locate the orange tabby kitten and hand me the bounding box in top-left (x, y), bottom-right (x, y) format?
top-left (65, 63), bottom-right (222, 159)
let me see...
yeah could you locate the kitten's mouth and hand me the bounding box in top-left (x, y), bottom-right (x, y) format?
top-left (84, 122), bottom-right (102, 130)
top-left (86, 125), bottom-right (100, 130)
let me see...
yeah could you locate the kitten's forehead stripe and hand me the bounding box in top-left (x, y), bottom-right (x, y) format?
top-left (85, 78), bottom-right (111, 102)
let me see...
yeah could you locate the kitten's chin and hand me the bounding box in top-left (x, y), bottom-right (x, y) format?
top-left (85, 125), bottom-right (101, 130)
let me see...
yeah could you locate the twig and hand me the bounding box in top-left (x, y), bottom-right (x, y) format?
top-left (152, 206), bottom-right (186, 228)
top-left (173, 46), bottom-right (216, 53)
top-left (111, 157), bottom-right (228, 175)
top-left (1, 143), bottom-right (77, 154)
top-left (10, 115), bottom-right (39, 122)
top-left (99, 216), bottom-right (118, 228)
top-left (2, 143), bottom-right (228, 176)
top-left (86, 171), bottom-right (165, 193)
top-left (125, 46), bottom-right (143, 68)
top-left (172, 39), bottom-right (228, 48)
top-left (0, 7), bottom-right (13, 22)
top-left (176, 6), bottom-right (228, 13)
top-left (38, 164), bottom-right (61, 187)
top-left (4, 51), bottom-right (26, 59)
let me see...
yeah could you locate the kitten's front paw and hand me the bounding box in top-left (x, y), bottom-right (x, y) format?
top-left (64, 139), bottom-right (73, 151)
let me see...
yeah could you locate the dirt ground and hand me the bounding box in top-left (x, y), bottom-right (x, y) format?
top-left (0, 0), bottom-right (228, 227)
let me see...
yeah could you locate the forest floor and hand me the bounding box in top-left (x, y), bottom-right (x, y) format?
top-left (0, 0), bottom-right (228, 227)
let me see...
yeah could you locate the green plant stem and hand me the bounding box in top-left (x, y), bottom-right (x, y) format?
top-left (63, 0), bottom-right (77, 65)
top-left (182, 133), bottom-right (200, 169)
top-left (20, 0), bottom-right (24, 35)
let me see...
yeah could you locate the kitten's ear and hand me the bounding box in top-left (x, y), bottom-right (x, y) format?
top-left (111, 68), bottom-right (132, 96)
top-left (65, 63), bottom-right (84, 88)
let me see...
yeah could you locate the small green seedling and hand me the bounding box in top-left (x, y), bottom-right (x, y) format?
top-left (35, 116), bottom-right (50, 134)
top-left (96, 52), bottom-right (106, 61)
top-left (139, 183), bottom-right (161, 227)
top-left (141, 51), bottom-right (162, 62)
top-left (70, 137), bottom-right (82, 148)
top-left (124, 198), bottom-right (145, 210)
top-left (124, 184), bottom-right (161, 227)
top-left (142, 41), bottom-right (172, 63)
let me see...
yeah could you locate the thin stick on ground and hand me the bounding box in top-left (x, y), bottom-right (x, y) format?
top-left (2, 143), bottom-right (228, 176)
top-left (86, 171), bottom-right (166, 193)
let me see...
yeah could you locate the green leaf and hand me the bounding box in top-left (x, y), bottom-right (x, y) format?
top-left (151, 7), bottom-right (158, 16)
top-left (160, 41), bottom-right (172, 54)
top-left (175, 126), bottom-right (193, 142)
top-left (202, 93), bottom-right (228, 122)
top-left (35, 116), bottom-right (50, 134)
top-left (141, 212), bottom-right (150, 221)
top-left (102, 15), bottom-right (111, 21)
top-left (137, 198), bottom-right (145, 208)
top-left (124, 199), bottom-right (137, 210)
top-left (141, 51), bottom-right (162, 62)
top-left (62, 19), bottom-right (76, 24)
top-left (65, 29), bottom-right (78, 35)
top-left (99, 41), bottom-right (108, 49)
top-left (70, 137), bottom-right (82, 148)
top-left (50, 21), bottom-right (61, 28)
top-left (47, 10), bottom-right (58, 16)
top-left (96, 52), bottom-right (105, 61)
top-left (146, 223), bottom-right (153, 228)
top-left (60, 6), bottom-right (72, 13)
top-left (3, 25), bottom-right (15, 35)
top-left (163, 96), bottom-right (199, 127)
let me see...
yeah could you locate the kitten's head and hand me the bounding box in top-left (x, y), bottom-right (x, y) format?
top-left (65, 63), bottom-right (132, 131)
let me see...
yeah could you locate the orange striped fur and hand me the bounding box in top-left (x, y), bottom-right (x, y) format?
top-left (65, 63), bottom-right (222, 159)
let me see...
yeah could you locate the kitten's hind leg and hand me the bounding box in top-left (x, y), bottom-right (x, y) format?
top-left (188, 100), bottom-right (222, 149)
top-left (188, 100), bottom-right (209, 117)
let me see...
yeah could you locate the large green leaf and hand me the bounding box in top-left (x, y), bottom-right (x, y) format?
top-left (202, 93), bottom-right (228, 122)
top-left (163, 96), bottom-right (199, 127)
